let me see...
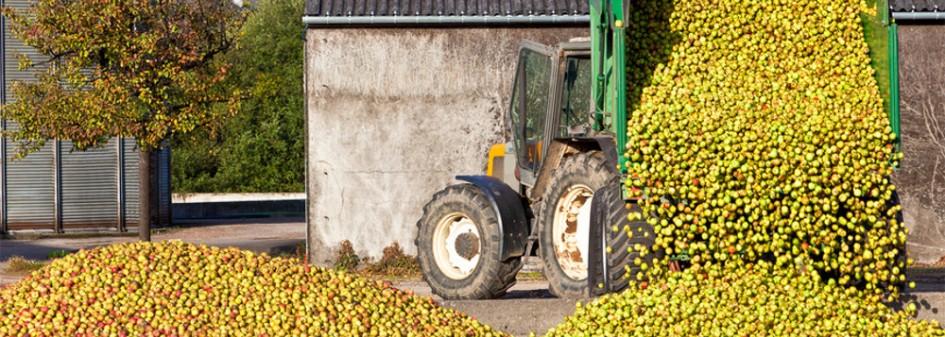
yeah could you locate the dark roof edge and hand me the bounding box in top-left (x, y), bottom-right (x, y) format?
top-left (302, 15), bottom-right (590, 27)
top-left (889, 0), bottom-right (945, 13)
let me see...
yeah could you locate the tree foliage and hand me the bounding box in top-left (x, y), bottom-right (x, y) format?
top-left (172, 0), bottom-right (305, 193)
top-left (0, 0), bottom-right (248, 155)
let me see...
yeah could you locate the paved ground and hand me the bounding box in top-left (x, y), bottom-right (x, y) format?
top-left (0, 218), bottom-right (307, 286)
top-left (391, 278), bottom-right (578, 336)
top-left (896, 269), bottom-right (945, 326)
top-left (1, 219), bottom-right (943, 336)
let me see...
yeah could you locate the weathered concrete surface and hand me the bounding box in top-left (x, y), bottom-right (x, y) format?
top-left (304, 27), bottom-right (584, 264)
top-left (896, 268), bottom-right (945, 326)
top-left (895, 25), bottom-right (945, 264)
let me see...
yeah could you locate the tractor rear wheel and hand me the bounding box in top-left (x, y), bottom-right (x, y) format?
top-left (416, 184), bottom-right (522, 300)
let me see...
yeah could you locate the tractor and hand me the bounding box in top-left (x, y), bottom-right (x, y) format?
top-left (415, 0), bottom-right (903, 301)
top-left (414, 0), bottom-right (650, 299)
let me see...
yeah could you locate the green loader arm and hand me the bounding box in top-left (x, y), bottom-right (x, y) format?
top-left (590, 0), bottom-right (630, 189)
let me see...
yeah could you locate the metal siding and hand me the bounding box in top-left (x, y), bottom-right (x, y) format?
top-left (1, 0), bottom-right (163, 232)
top-left (158, 147), bottom-right (171, 226)
top-left (60, 140), bottom-right (120, 228)
top-left (123, 141), bottom-right (141, 226)
top-left (3, 0), bottom-right (45, 104)
top-left (1, 0), bottom-right (7, 232)
top-left (4, 122), bottom-right (55, 230)
top-left (3, 1), bottom-right (52, 231)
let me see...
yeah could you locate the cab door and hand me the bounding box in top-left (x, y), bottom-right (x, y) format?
top-left (509, 42), bottom-right (555, 187)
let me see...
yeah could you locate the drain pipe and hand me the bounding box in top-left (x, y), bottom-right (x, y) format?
top-left (892, 12), bottom-right (945, 20)
top-left (302, 15), bottom-right (590, 26)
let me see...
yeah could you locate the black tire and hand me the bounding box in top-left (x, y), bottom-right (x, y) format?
top-left (536, 151), bottom-right (639, 298)
top-left (590, 183), bottom-right (659, 293)
top-left (415, 184), bottom-right (522, 300)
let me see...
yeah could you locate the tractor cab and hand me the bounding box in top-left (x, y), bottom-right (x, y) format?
top-left (501, 40), bottom-right (596, 189)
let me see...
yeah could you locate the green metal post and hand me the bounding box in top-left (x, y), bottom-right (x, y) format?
top-left (608, 0), bottom-right (628, 175)
top-left (614, 26), bottom-right (628, 175)
top-left (888, 23), bottom-right (901, 156)
top-left (590, 0), bottom-right (628, 163)
top-left (590, 0), bottom-right (605, 131)
top-left (589, 0), bottom-right (630, 196)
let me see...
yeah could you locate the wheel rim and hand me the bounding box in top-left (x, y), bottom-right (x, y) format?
top-left (552, 184), bottom-right (592, 280)
top-left (432, 213), bottom-right (482, 280)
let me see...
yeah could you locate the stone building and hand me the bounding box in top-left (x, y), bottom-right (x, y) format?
top-left (303, 0), bottom-right (945, 264)
top-left (303, 0), bottom-right (589, 262)
top-left (890, 0), bottom-right (945, 263)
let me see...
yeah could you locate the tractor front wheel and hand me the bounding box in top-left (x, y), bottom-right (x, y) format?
top-left (536, 151), bottom-right (619, 298)
top-left (535, 151), bottom-right (658, 298)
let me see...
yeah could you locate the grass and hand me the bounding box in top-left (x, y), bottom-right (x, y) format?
top-left (272, 242), bottom-right (307, 262)
top-left (517, 271), bottom-right (546, 280)
top-left (331, 241), bottom-right (421, 278)
top-left (333, 240), bottom-right (361, 272)
top-left (4, 256), bottom-right (47, 274)
top-left (327, 240), bottom-right (551, 280)
top-left (151, 226), bottom-right (183, 235)
top-left (361, 242), bottom-right (420, 278)
top-left (859, 0), bottom-right (892, 114)
top-left (47, 250), bottom-right (70, 259)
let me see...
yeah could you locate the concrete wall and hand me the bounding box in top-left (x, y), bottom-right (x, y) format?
top-left (305, 27), bottom-right (584, 264)
top-left (895, 25), bottom-right (945, 264)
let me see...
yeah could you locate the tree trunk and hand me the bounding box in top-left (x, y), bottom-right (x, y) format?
top-left (139, 149), bottom-right (151, 242)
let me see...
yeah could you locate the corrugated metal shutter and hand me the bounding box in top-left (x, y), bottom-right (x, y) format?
top-left (4, 122), bottom-right (56, 230)
top-left (157, 147), bottom-right (172, 226)
top-left (123, 140), bottom-right (141, 227)
top-left (3, 0), bottom-right (43, 104)
top-left (4, 0), bottom-right (55, 231)
top-left (60, 140), bottom-right (119, 229)
top-left (1, 0), bottom-right (172, 232)
top-left (1, 1), bottom-right (7, 231)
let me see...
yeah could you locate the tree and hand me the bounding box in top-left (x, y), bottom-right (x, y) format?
top-left (172, 0), bottom-right (305, 193)
top-left (1, 0), bottom-right (248, 240)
